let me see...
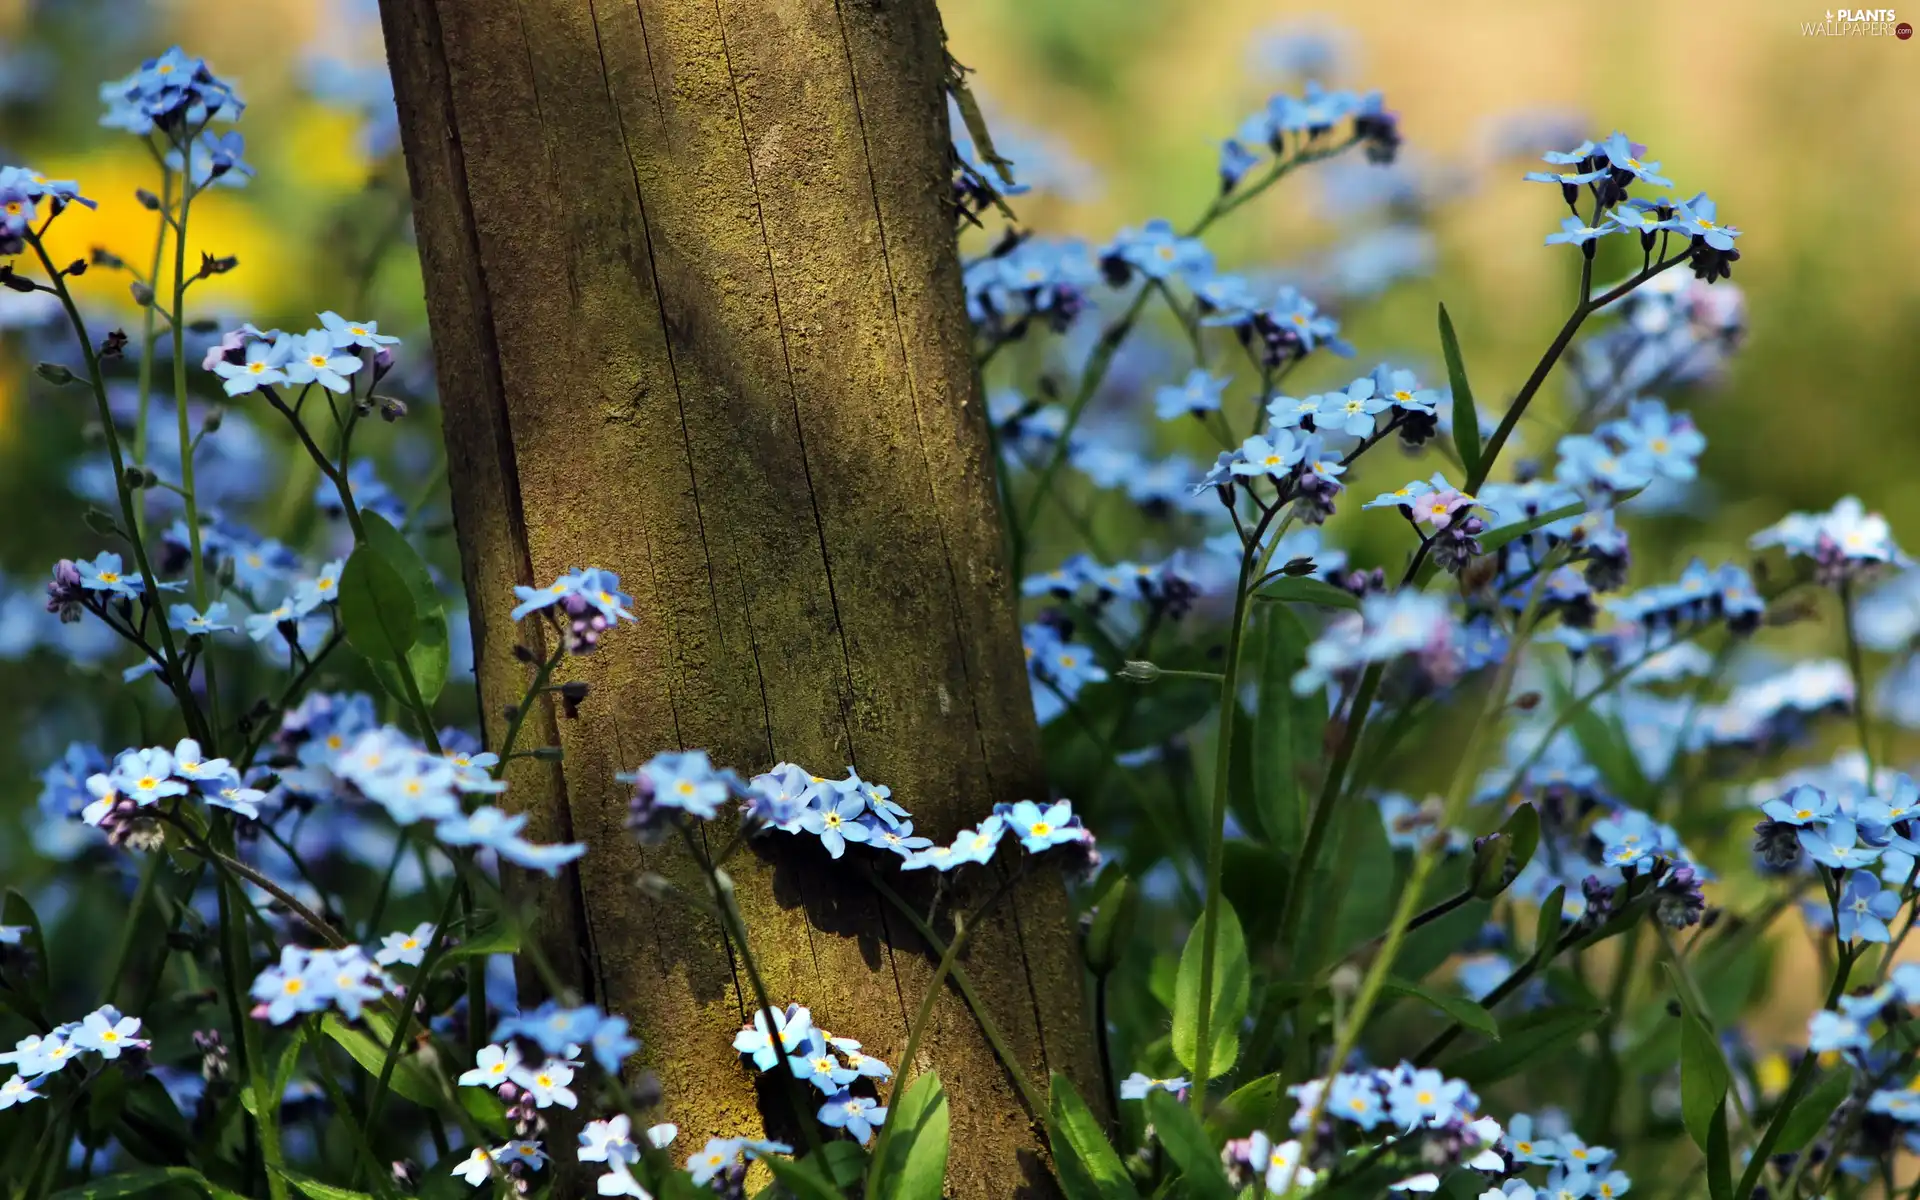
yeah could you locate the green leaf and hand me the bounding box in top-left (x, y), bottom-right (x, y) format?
top-left (763, 1152), bottom-right (846, 1200)
top-left (115, 1075), bottom-right (195, 1166)
top-left (1145, 1090), bottom-right (1232, 1200)
top-left (1478, 500), bottom-right (1586, 555)
top-left (1171, 900), bottom-right (1250, 1079)
top-left (1209, 1073), bottom-right (1280, 1142)
top-left (1084, 870), bottom-right (1137, 976)
top-left (49, 1168), bottom-right (230, 1200)
top-left (3, 889), bottom-right (50, 1013)
top-left (440, 922), bottom-right (521, 963)
top-left (1533, 886), bottom-right (1568, 970)
top-left (1395, 894), bottom-right (1491, 986)
top-left (1438, 303), bottom-right (1481, 480)
top-left (357, 511), bottom-right (450, 707)
top-left (1502, 803), bottom-right (1541, 876)
top-left (1678, 999), bottom-right (1731, 1151)
top-left (84, 1063), bottom-right (130, 1138)
top-left (1383, 977), bottom-right (1500, 1039)
top-left (1251, 605), bottom-right (1322, 853)
top-left (1707, 1098), bottom-right (1733, 1200)
top-left (1222, 841), bottom-right (1290, 956)
top-left (813, 1143), bottom-right (867, 1189)
top-left (1440, 1005), bottom-right (1605, 1085)
top-left (1468, 833), bottom-right (1512, 900)
top-left (871, 1072), bottom-right (949, 1200)
top-left (276, 1170), bottom-right (376, 1200)
top-left (1047, 1072), bottom-right (1133, 1200)
top-left (338, 542), bottom-right (418, 665)
top-left (1772, 1065), bottom-right (1852, 1153)
top-left (1253, 576), bottom-right (1361, 611)
top-left (1312, 793), bottom-right (1398, 968)
top-left (243, 1024), bottom-right (310, 1120)
top-left (320, 1014), bottom-right (438, 1109)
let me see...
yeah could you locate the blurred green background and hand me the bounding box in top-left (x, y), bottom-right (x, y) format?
top-left (0, 0), bottom-right (1915, 1052)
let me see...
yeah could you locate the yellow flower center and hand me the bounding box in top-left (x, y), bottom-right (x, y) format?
top-left (99, 571), bottom-right (121, 583)
top-left (248, 361), bottom-right (267, 374)
top-left (1031, 822), bottom-right (1051, 836)
top-left (308, 354), bottom-right (328, 369)
top-left (136, 776), bottom-right (159, 791)
top-left (101, 1030), bottom-right (118, 1042)
top-left (285, 979), bottom-right (304, 995)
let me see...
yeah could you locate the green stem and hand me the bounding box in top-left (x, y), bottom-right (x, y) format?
top-left (103, 854), bottom-right (162, 1007)
top-left (1189, 500), bottom-right (1287, 1104)
top-left (311, 1024), bottom-right (401, 1200)
top-left (867, 873), bottom-right (1048, 1117)
top-left (1467, 249), bottom-right (1693, 492)
top-left (681, 826), bottom-right (826, 1160)
top-left (868, 865), bottom-right (1030, 1193)
top-left (1840, 579), bottom-right (1876, 783)
top-left (363, 882), bottom-right (463, 1133)
top-left (1287, 552), bottom-right (1558, 1192)
top-left (170, 163), bottom-right (205, 608)
top-left (1009, 134), bottom-right (1367, 566)
top-left (27, 233), bottom-right (205, 743)
top-left (1733, 946), bottom-right (1858, 1200)
top-left (133, 163), bottom-right (173, 483)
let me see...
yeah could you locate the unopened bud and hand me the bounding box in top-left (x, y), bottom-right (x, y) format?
top-left (135, 188), bottom-right (161, 210)
top-left (1329, 963), bottom-right (1362, 1000)
top-left (1117, 660), bottom-right (1161, 682)
top-left (129, 281), bottom-right (154, 307)
top-left (1281, 556), bottom-right (1317, 577)
top-left (34, 362), bottom-right (75, 386)
top-left (201, 406), bottom-right (225, 434)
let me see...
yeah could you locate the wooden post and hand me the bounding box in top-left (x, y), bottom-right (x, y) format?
top-left (376, 0), bottom-right (1098, 1189)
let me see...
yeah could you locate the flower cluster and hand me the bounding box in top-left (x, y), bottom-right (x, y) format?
top-left (205, 312), bottom-right (398, 398)
top-left (74, 738), bottom-right (265, 845)
top-left (1293, 590), bottom-right (1458, 695)
top-left (730, 1003), bottom-right (892, 1145)
top-left (573, 1115), bottom-right (680, 1199)
top-left (98, 46), bottom-right (244, 136)
top-left (509, 567), bottom-right (638, 655)
top-left (1526, 131), bottom-right (1740, 281)
top-left (0, 1006), bottom-right (150, 1109)
top-left (1751, 495), bottom-right (1909, 586)
top-left (621, 747), bottom-right (1096, 873)
top-left (250, 944), bottom-right (394, 1024)
top-left (1749, 775), bottom-right (1920, 933)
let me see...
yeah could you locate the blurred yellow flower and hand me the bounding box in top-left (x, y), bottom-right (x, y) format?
top-left (32, 150), bottom-right (296, 315)
top-left (1755, 1050), bottom-right (1791, 1098)
top-left (269, 105), bottom-right (374, 195)
top-left (0, 347), bottom-right (16, 452)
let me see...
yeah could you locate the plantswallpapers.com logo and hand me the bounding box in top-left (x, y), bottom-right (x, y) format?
top-left (1801, 8), bottom-right (1912, 35)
